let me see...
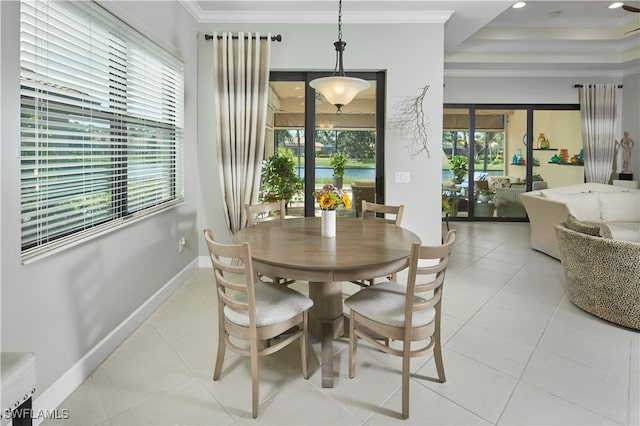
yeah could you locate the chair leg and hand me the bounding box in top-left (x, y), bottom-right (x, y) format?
top-left (349, 311), bottom-right (357, 378)
top-left (434, 306), bottom-right (446, 383)
top-left (251, 345), bottom-right (259, 419)
top-left (301, 312), bottom-right (309, 379)
top-left (434, 331), bottom-right (446, 383)
top-left (213, 325), bottom-right (226, 381)
top-left (401, 344), bottom-right (411, 419)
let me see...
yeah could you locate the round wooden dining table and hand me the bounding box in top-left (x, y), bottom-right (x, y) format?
top-left (234, 216), bottom-right (421, 388)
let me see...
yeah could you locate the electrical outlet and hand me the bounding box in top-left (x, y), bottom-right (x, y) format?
top-left (178, 236), bottom-right (186, 253)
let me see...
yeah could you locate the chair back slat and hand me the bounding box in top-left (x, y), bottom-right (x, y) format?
top-left (245, 200), bottom-right (286, 226)
top-left (361, 201), bottom-right (404, 225)
top-left (217, 286), bottom-right (249, 312)
top-left (404, 230), bottom-right (456, 328)
top-left (203, 229), bottom-right (257, 325)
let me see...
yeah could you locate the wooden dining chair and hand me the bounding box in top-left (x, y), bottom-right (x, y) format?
top-left (353, 200), bottom-right (406, 286)
top-left (345, 230), bottom-right (456, 419)
top-left (203, 229), bottom-right (313, 419)
top-left (361, 200), bottom-right (404, 225)
top-left (244, 200), bottom-right (294, 285)
top-left (245, 200), bottom-right (286, 226)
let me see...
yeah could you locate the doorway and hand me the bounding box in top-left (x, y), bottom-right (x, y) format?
top-left (443, 104), bottom-right (582, 222)
top-left (268, 71), bottom-right (386, 217)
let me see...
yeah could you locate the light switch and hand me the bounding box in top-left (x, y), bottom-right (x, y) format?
top-left (394, 171), bottom-right (410, 183)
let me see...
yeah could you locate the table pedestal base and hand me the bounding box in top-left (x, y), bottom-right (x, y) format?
top-left (308, 281), bottom-right (344, 388)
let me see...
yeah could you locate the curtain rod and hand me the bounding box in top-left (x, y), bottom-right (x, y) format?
top-left (574, 84), bottom-right (623, 88)
top-left (204, 34), bottom-right (282, 42)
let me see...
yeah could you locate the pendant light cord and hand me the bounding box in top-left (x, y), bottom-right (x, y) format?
top-left (337, 0), bottom-right (343, 41)
top-left (333, 0), bottom-right (346, 77)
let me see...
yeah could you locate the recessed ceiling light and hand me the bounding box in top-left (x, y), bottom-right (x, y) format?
top-left (512, 2), bottom-right (526, 9)
top-left (609, 2), bottom-right (624, 9)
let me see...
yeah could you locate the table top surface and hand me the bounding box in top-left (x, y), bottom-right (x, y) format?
top-left (233, 217), bottom-right (420, 272)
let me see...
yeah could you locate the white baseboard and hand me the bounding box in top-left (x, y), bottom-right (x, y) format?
top-left (31, 258), bottom-right (199, 425)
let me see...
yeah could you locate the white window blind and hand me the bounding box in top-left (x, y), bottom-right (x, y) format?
top-left (20, 0), bottom-right (184, 260)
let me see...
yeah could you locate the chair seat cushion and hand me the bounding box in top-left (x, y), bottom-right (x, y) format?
top-left (224, 282), bottom-right (313, 327)
top-left (344, 282), bottom-right (435, 327)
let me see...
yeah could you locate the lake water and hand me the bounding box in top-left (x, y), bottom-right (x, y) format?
top-left (297, 166), bottom-right (375, 180)
top-left (297, 167), bottom-right (504, 181)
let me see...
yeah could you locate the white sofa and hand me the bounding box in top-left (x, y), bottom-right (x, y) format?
top-left (520, 183), bottom-right (640, 259)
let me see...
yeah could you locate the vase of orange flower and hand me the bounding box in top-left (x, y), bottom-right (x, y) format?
top-left (313, 184), bottom-right (351, 237)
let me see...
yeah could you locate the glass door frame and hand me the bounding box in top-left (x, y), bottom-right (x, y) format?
top-left (271, 71), bottom-right (387, 217)
top-left (444, 103), bottom-right (580, 222)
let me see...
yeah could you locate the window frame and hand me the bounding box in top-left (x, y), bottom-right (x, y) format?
top-left (19, 0), bottom-right (185, 262)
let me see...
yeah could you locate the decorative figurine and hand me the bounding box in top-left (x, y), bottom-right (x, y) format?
top-left (537, 133), bottom-right (550, 149)
top-left (620, 132), bottom-right (635, 173)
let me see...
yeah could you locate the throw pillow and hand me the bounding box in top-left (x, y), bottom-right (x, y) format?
top-left (565, 214), bottom-right (602, 236)
top-left (598, 192), bottom-right (640, 222)
top-left (599, 222), bottom-right (613, 239)
top-left (490, 177), bottom-right (511, 190)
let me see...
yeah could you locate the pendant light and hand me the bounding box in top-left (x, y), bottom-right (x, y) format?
top-left (309, 0), bottom-right (370, 114)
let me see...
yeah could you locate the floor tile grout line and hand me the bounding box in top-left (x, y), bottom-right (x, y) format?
top-left (446, 225), bottom-right (557, 426)
top-left (492, 282), bottom-right (565, 426)
top-left (413, 378), bottom-right (499, 425)
top-left (496, 284), bottom-right (631, 425)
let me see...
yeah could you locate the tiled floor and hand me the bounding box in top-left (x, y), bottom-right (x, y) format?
top-left (45, 222), bottom-right (639, 425)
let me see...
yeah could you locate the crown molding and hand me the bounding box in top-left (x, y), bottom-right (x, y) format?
top-left (179, 0), bottom-right (452, 24)
top-left (179, 0), bottom-right (201, 21)
top-left (194, 10), bottom-right (453, 24)
top-left (444, 67), bottom-right (626, 79)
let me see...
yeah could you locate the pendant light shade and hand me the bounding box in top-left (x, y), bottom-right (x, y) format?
top-left (309, 76), bottom-right (370, 109)
top-left (309, 0), bottom-right (370, 114)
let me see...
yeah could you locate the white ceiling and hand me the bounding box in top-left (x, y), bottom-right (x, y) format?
top-left (182, 0), bottom-right (640, 76)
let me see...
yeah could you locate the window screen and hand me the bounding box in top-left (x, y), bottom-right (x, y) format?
top-left (20, 0), bottom-right (185, 260)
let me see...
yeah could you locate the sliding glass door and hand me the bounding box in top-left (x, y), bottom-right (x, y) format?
top-left (443, 104), bottom-right (582, 222)
top-left (268, 71), bottom-right (385, 217)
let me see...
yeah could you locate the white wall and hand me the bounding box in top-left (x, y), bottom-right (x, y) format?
top-left (0, 0), bottom-right (199, 410)
top-left (196, 22), bottom-right (446, 253)
top-left (444, 75), bottom-right (620, 104)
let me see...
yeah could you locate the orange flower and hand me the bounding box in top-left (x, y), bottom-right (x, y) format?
top-left (342, 193), bottom-right (351, 209)
top-left (318, 194), bottom-right (335, 209)
top-left (313, 184), bottom-right (351, 211)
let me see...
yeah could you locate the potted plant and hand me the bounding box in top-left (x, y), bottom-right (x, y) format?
top-left (477, 188), bottom-right (495, 203)
top-left (329, 153), bottom-right (348, 189)
top-left (442, 194), bottom-right (455, 229)
top-left (260, 148), bottom-right (304, 203)
top-left (449, 155), bottom-right (468, 184)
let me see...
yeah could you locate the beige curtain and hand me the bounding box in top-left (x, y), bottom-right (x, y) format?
top-left (212, 32), bottom-right (272, 234)
top-left (579, 84), bottom-right (617, 184)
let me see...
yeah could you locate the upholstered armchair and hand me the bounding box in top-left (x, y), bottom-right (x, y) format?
top-left (495, 181), bottom-right (548, 218)
top-left (555, 223), bottom-right (640, 330)
top-left (351, 180), bottom-right (376, 217)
